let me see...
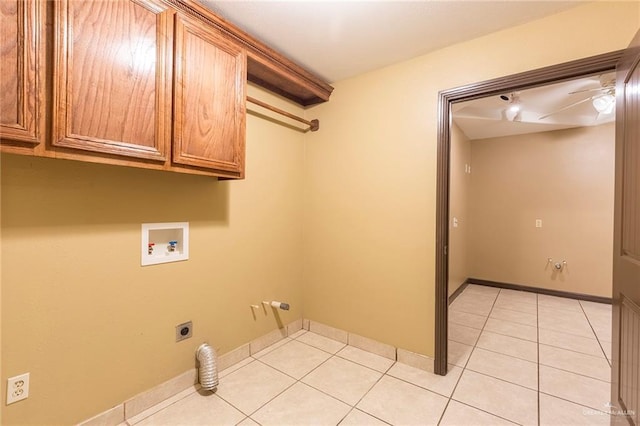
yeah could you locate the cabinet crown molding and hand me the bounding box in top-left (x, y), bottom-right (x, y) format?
top-left (166, 0), bottom-right (334, 106)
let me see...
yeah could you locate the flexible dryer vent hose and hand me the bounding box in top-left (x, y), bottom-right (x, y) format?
top-left (196, 343), bottom-right (219, 391)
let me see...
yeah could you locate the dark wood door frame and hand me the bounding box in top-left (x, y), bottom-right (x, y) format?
top-left (434, 50), bottom-right (624, 376)
top-left (611, 30), bottom-right (640, 426)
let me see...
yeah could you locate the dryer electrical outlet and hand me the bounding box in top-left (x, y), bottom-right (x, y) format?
top-left (176, 321), bottom-right (193, 342)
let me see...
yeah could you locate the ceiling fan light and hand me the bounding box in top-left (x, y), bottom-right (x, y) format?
top-left (603, 103), bottom-right (615, 114)
top-left (513, 111), bottom-right (522, 122)
top-left (592, 94), bottom-right (615, 113)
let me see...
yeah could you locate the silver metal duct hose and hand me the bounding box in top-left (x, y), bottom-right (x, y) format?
top-left (196, 343), bottom-right (219, 391)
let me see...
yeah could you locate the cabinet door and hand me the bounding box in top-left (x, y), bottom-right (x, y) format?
top-left (53, 0), bottom-right (172, 161)
top-left (0, 0), bottom-right (45, 146)
top-left (173, 13), bottom-right (246, 175)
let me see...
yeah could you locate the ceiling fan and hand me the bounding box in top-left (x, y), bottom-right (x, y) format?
top-left (500, 92), bottom-right (522, 122)
top-left (538, 76), bottom-right (616, 120)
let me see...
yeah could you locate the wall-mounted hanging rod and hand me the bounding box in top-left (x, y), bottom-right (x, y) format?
top-left (247, 96), bottom-right (319, 132)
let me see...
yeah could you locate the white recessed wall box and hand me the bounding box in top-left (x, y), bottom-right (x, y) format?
top-left (141, 222), bottom-right (189, 266)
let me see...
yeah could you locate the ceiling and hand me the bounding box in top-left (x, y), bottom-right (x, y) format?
top-left (202, 1), bottom-right (584, 83)
top-left (201, 1), bottom-right (610, 140)
top-left (452, 72), bottom-right (616, 140)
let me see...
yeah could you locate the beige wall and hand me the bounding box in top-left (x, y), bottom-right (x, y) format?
top-left (2, 3), bottom-right (638, 424)
top-left (303, 2), bottom-right (638, 356)
top-left (468, 124), bottom-right (615, 297)
top-left (448, 123), bottom-right (471, 297)
top-left (1, 86), bottom-right (306, 425)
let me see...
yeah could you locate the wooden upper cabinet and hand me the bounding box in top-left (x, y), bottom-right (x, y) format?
top-left (1, 0), bottom-right (326, 178)
top-left (173, 13), bottom-right (246, 176)
top-left (53, 0), bottom-right (173, 161)
top-left (0, 0), bottom-right (45, 146)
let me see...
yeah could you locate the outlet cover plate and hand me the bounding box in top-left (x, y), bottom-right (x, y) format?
top-left (176, 321), bottom-right (193, 342)
top-left (6, 373), bottom-right (29, 405)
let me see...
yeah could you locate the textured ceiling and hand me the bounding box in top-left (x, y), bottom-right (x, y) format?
top-left (203, 1), bottom-right (583, 83)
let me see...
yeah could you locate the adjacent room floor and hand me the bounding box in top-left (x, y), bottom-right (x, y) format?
top-left (123, 284), bottom-right (614, 425)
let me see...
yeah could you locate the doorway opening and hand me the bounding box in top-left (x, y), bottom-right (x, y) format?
top-left (434, 50), bottom-right (624, 375)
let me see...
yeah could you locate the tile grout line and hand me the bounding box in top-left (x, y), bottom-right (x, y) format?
top-left (488, 305), bottom-right (600, 339)
top-left (472, 344), bottom-right (535, 364)
top-left (449, 287), bottom-right (545, 424)
top-left (215, 357), bottom-right (299, 419)
top-left (298, 350), bottom-right (386, 408)
top-left (461, 365), bottom-right (537, 391)
top-left (248, 334), bottom-right (395, 425)
top-left (538, 340), bottom-right (609, 359)
top-left (537, 310), bottom-right (608, 338)
top-left (536, 362), bottom-right (611, 383)
top-left (448, 320), bottom-right (485, 331)
top-left (245, 329), bottom-right (410, 425)
top-left (492, 305), bottom-right (537, 314)
top-left (336, 406), bottom-right (392, 426)
top-left (247, 358), bottom-right (313, 422)
top-left (538, 390), bottom-right (614, 414)
top-left (212, 342), bottom-right (308, 424)
top-left (250, 336), bottom-right (293, 359)
top-left (537, 324), bottom-right (602, 340)
top-left (578, 300), bottom-right (613, 368)
top-left (293, 331), bottom-right (396, 375)
top-left (484, 323), bottom-right (538, 342)
top-left (444, 398), bottom-right (522, 426)
top-left (247, 350), bottom-right (337, 424)
top-left (447, 398), bottom-right (523, 425)
top-left (437, 287), bottom-right (501, 425)
top-left (536, 363), bottom-right (611, 384)
top-left (385, 373), bottom-right (459, 401)
top-left (467, 294), bottom-right (542, 385)
top-left (333, 351), bottom-right (393, 375)
top-left (126, 387), bottom-right (199, 425)
top-left (339, 360), bottom-right (396, 425)
top-left (457, 367), bottom-right (544, 393)
top-left (449, 307), bottom-right (494, 317)
top-left (475, 328), bottom-right (538, 344)
top-left (535, 298), bottom-right (612, 418)
top-left (295, 353), bottom-right (361, 418)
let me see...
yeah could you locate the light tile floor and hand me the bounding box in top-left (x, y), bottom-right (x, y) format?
top-left (125, 285), bottom-right (619, 425)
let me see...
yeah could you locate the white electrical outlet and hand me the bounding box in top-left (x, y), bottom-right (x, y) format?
top-left (6, 373), bottom-right (29, 405)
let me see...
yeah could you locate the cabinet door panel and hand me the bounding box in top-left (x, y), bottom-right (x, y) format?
top-left (173, 14), bottom-right (245, 174)
top-left (54, 0), bottom-right (172, 161)
top-left (0, 0), bottom-right (44, 145)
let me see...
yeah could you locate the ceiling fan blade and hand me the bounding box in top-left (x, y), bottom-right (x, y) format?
top-left (568, 87), bottom-right (614, 95)
top-left (539, 97), bottom-right (594, 120)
